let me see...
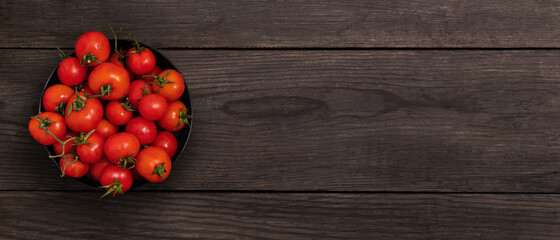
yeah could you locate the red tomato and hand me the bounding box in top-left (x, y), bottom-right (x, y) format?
top-left (140, 65), bottom-right (162, 81)
top-left (99, 165), bottom-right (133, 197)
top-left (158, 100), bottom-right (191, 132)
top-left (88, 62), bottom-right (130, 100)
top-left (108, 49), bottom-right (135, 80)
top-left (138, 94), bottom-right (168, 121)
top-left (125, 117), bottom-right (157, 145)
top-left (128, 80), bottom-right (152, 109)
top-left (53, 131), bottom-right (78, 155)
top-left (65, 91), bottom-right (103, 132)
top-left (105, 100), bottom-right (134, 126)
top-left (104, 132), bottom-right (140, 167)
top-left (136, 146), bottom-right (172, 182)
top-left (42, 84), bottom-right (74, 114)
top-left (57, 57), bottom-right (89, 86)
top-left (126, 37), bottom-right (156, 75)
top-left (96, 118), bottom-right (119, 139)
top-left (152, 131), bottom-right (178, 157)
top-left (76, 131), bottom-right (105, 164)
top-left (60, 156), bottom-right (89, 178)
top-left (75, 31), bottom-right (110, 67)
top-left (89, 157), bottom-right (111, 182)
top-left (150, 69), bottom-right (185, 101)
top-left (29, 112), bottom-right (67, 145)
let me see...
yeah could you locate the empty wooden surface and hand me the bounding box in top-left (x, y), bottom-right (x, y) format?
top-left (2, 1), bottom-right (560, 239)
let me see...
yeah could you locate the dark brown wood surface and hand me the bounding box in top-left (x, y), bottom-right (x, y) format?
top-left (2, 1), bottom-right (560, 239)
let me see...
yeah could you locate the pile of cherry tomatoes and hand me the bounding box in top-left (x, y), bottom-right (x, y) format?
top-left (28, 26), bottom-right (191, 198)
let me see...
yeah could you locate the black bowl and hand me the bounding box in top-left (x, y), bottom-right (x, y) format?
top-left (39, 39), bottom-right (192, 190)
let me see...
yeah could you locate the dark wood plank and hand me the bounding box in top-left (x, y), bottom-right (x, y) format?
top-left (3, 49), bottom-right (560, 191)
top-left (3, 0), bottom-right (560, 48)
top-left (1, 192), bottom-right (559, 239)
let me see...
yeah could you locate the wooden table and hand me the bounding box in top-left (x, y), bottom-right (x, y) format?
top-left (2, 1), bottom-right (560, 239)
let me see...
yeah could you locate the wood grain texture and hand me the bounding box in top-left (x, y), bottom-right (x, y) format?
top-left (3, 0), bottom-right (560, 48)
top-left (3, 49), bottom-right (560, 191)
top-left (0, 192), bottom-right (559, 240)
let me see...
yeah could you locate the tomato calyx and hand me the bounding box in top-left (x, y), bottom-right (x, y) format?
top-left (141, 84), bottom-right (150, 96)
top-left (120, 98), bottom-right (135, 112)
top-left (175, 108), bottom-right (192, 129)
top-left (73, 129), bottom-right (96, 146)
top-left (143, 70), bottom-right (174, 90)
top-left (129, 34), bottom-right (145, 54)
top-left (56, 47), bottom-right (69, 60)
top-left (67, 92), bottom-right (88, 117)
top-left (54, 101), bottom-right (66, 115)
top-left (153, 163), bottom-right (167, 178)
top-left (99, 178), bottom-right (124, 198)
top-left (86, 84), bottom-right (113, 98)
top-left (118, 153), bottom-right (136, 170)
top-left (80, 53), bottom-right (102, 67)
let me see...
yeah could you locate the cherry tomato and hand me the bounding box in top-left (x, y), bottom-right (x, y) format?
top-left (128, 80), bottom-right (152, 109)
top-left (104, 132), bottom-right (140, 167)
top-left (89, 157), bottom-right (111, 182)
top-left (152, 131), bottom-right (178, 157)
top-left (29, 112), bottom-right (67, 145)
top-left (65, 91), bottom-right (103, 132)
top-left (99, 165), bottom-right (133, 197)
top-left (57, 57), bottom-right (89, 87)
top-left (60, 156), bottom-right (89, 178)
top-left (138, 94), bottom-right (168, 121)
top-left (136, 146), bottom-right (172, 182)
top-left (126, 39), bottom-right (156, 75)
top-left (140, 65), bottom-right (161, 81)
top-left (158, 100), bottom-right (191, 132)
top-left (75, 31), bottom-right (110, 67)
top-left (76, 131), bottom-right (105, 164)
top-left (53, 131), bottom-right (78, 155)
top-left (42, 84), bottom-right (74, 114)
top-left (105, 100), bottom-right (133, 126)
top-left (96, 118), bottom-right (119, 139)
top-left (88, 62), bottom-right (130, 100)
top-left (108, 49), bottom-right (135, 80)
top-left (125, 117), bottom-right (157, 145)
top-left (151, 69), bottom-right (185, 101)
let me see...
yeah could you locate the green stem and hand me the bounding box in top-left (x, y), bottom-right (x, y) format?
top-left (57, 47), bottom-right (69, 59)
top-left (129, 34), bottom-right (144, 53)
top-left (99, 178), bottom-right (124, 198)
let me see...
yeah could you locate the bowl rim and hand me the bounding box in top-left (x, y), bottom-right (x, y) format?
top-left (38, 39), bottom-right (193, 191)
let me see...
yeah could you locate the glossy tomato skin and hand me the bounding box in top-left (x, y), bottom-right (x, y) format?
top-left (139, 94), bottom-right (168, 121)
top-left (75, 31), bottom-right (110, 67)
top-left (53, 131), bottom-right (78, 155)
top-left (42, 84), bottom-right (75, 113)
top-left (104, 132), bottom-right (140, 164)
top-left (158, 100), bottom-right (189, 132)
top-left (29, 112), bottom-right (67, 145)
top-left (126, 47), bottom-right (156, 75)
top-left (128, 80), bottom-right (152, 109)
top-left (89, 157), bottom-right (111, 182)
top-left (60, 156), bottom-right (89, 178)
top-left (125, 117), bottom-right (157, 145)
top-left (65, 92), bottom-right (103, 132)
top-left (136, 146), bottom-right (172, 182)
top-left (57, 57), bottom-right (89, 86)
top-left (152, 131), bottom-right (178, 157)
top-left (140, 65), bottom-right (162, 81)
top-left (108, 49), bottom-right (135, 80)
top-left (76, 131), bottom-right (105, 164)
top-left (96, 119), bottom-right (119, 139)
top-left (88, 62), bottom-right (130, 100)
top-left (152, 69), bottom-right (185, 101)
top-left (99, 165), bottom-right (133, 196)
top-left (105, 100), bottom-right (133, 126)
